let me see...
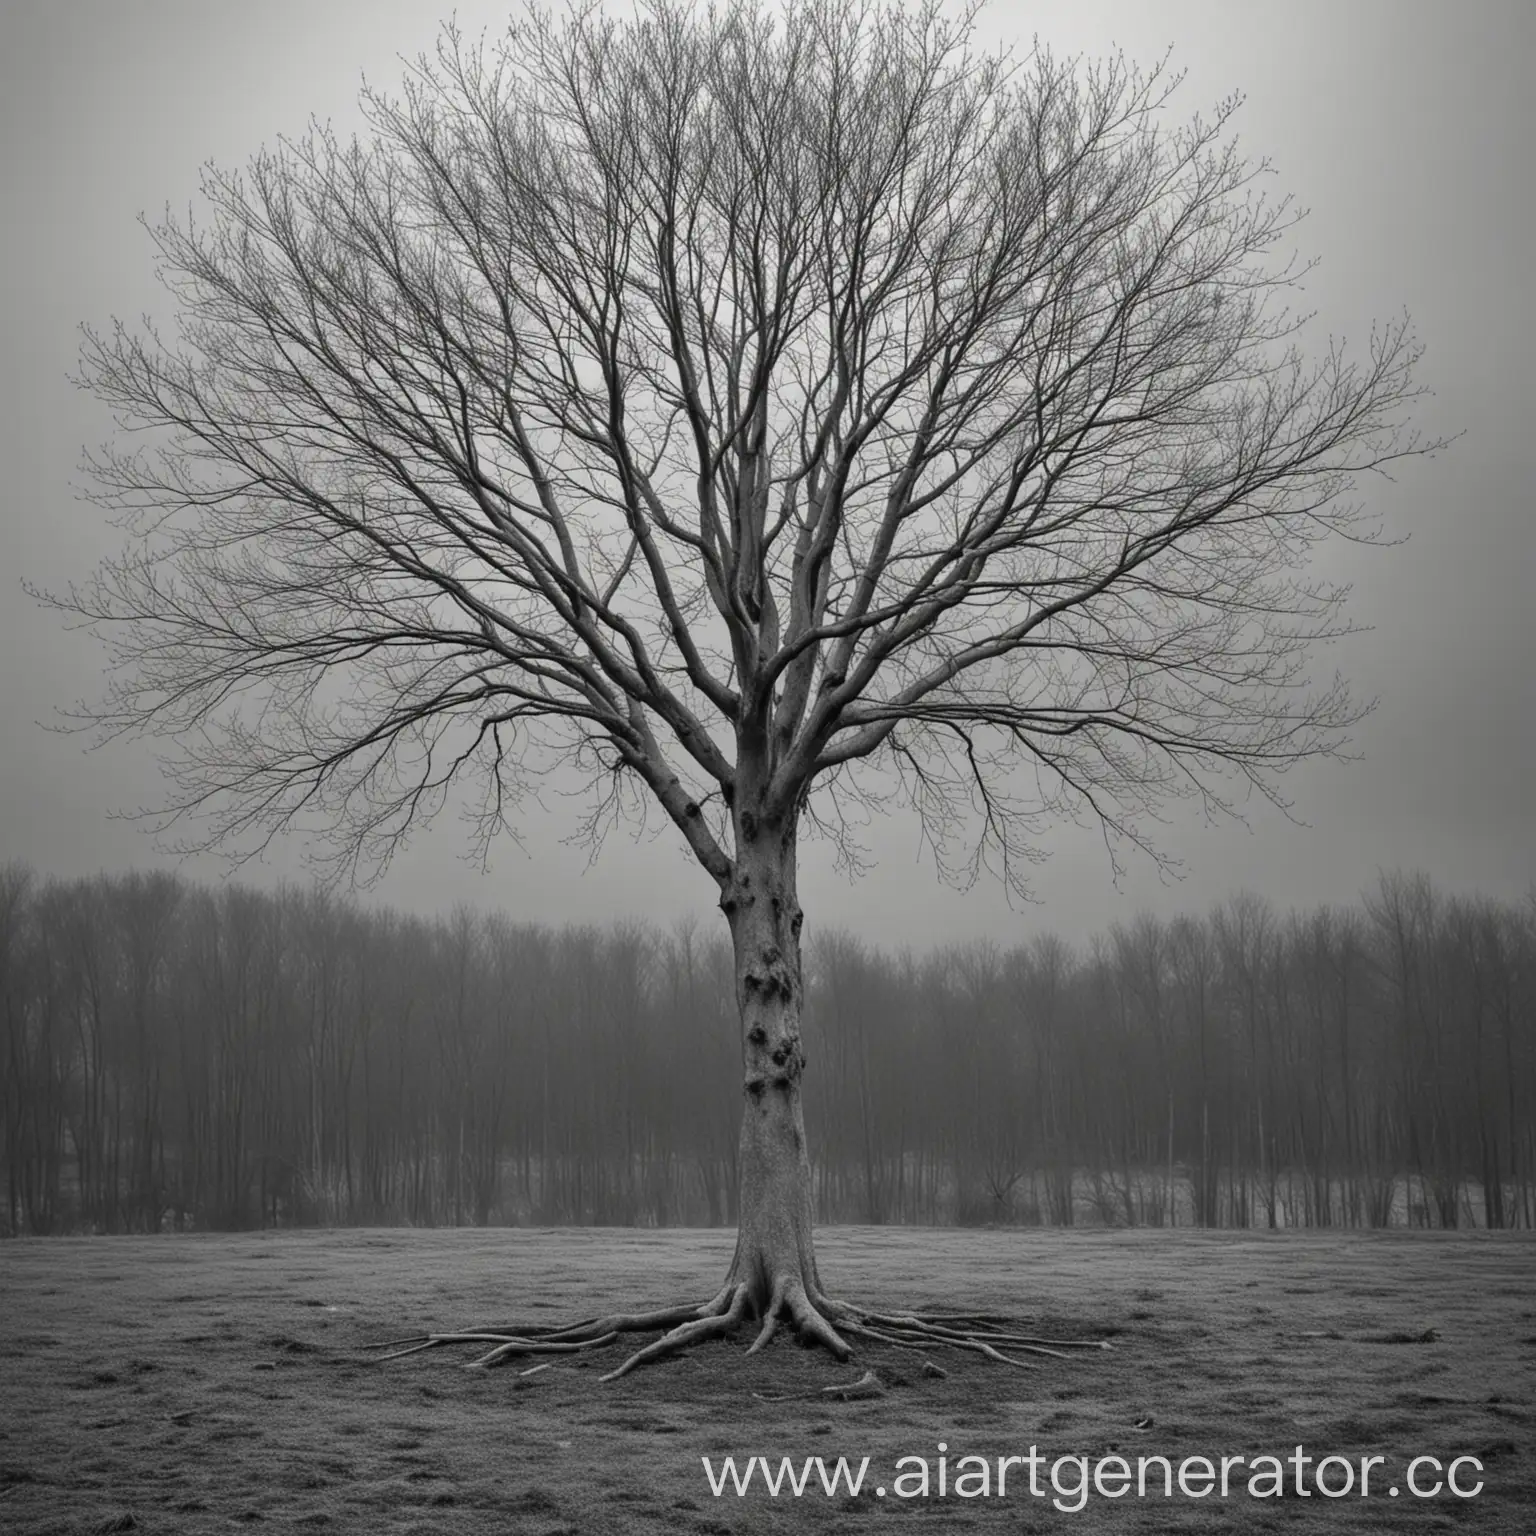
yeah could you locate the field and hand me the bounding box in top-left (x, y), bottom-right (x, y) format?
top-left (1, 1227), bottom-right (1532, 1534)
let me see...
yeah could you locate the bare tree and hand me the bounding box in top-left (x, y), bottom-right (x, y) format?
top-left (41, 0), bottom-right (1437, 1373)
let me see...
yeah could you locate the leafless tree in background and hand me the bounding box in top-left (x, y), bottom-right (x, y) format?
top-left (40, 0), bottom-right (1438, 1376)
top-left (4, 868), bottom-right (1530, 1243)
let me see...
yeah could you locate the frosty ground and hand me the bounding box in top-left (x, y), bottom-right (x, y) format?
top-left (0, 1226), bottom-right (1531, 1533)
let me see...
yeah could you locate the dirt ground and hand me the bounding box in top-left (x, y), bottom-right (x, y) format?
top-left (0, 1226), bottom-right (1531, 1533)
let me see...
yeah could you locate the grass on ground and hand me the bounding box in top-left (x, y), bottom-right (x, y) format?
top-left (1, 1225), bottom-right (1532, 1533)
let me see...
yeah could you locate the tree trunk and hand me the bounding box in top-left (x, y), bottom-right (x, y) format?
top-left (718, 808), bottom-right (828, 1321)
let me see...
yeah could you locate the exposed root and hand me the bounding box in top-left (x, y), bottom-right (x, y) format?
top-left (369, 1281), bottom-right (1109, 1381)
top-left (754, 1368), bottom-right (886, 1403)
top-left (785, 1282), bottom-right (853, 1361)
top-left (744, 1278), bottom-right (788, 1356)
top-left (810, 1292), bottom-right (1113, 1366)
top-left (600, 1284), bottom-right (750, 1382)
top-left (469, 1331), bottom-right (619, 1369)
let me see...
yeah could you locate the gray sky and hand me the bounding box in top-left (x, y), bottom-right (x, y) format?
top-left (1, 0), bottom-right (1531, 950)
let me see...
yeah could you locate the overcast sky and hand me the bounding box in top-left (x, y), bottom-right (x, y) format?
top-left (1, 0), bottom-right (1531, 951)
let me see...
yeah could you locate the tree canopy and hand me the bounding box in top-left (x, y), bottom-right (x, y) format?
top-left (53, 0), bottom-right (1435, 898)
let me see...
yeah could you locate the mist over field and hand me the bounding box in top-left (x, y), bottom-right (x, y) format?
top-left (2, 864), bottom-right (1530, 1238)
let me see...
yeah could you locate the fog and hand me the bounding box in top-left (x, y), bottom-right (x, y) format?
top-left (2, 0), bottom-right (1531, 948)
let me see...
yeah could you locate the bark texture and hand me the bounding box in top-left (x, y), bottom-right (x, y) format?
top-left (712, 806), bottom-right (848, 1357)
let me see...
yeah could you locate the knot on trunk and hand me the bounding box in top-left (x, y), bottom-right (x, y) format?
top-left (745, 1022), bottom-right (804, 1097)
top-left (743, 969), bottom-right (793, 1003)
top-left (767, 1034), bottom-right (804, 1084)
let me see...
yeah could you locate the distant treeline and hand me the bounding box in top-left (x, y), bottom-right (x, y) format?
top-left (1, 864), bottom-right (1531, 1235)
